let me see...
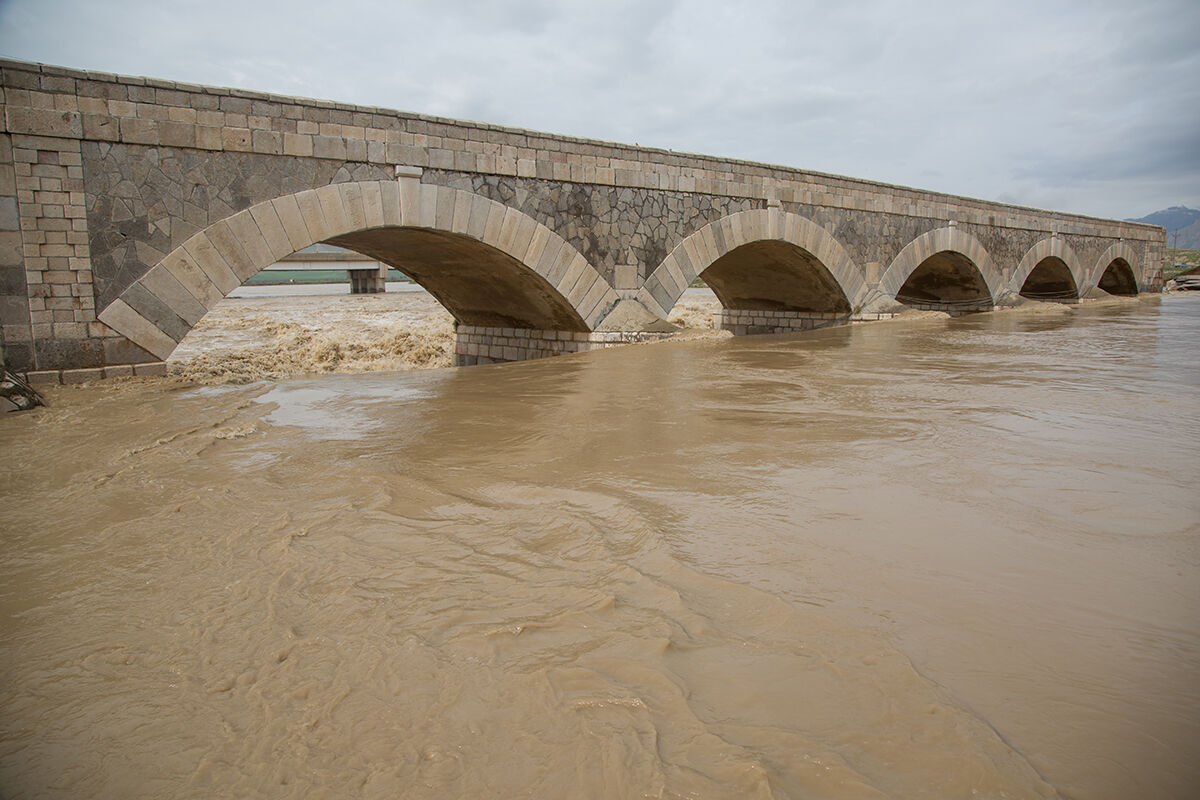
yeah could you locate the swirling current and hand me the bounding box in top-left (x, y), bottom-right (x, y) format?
top-left (1, 293), bottom-right (1197, 799)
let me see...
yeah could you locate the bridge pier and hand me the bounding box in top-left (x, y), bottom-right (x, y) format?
top-left (719, 309), bottom-right (851, 336)
top-left (348, 266), bottom-right (387, 294)
top-left (454, 325), bottom-right (674, 366)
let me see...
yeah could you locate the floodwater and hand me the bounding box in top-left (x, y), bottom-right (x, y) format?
top-left (1, 293), bottom-right (1198, 799)
top-left (166, 286), bottom-right (722, 384)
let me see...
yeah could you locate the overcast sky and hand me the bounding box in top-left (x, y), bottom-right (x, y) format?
top-left (1, 0), bottom-right (1196, 221)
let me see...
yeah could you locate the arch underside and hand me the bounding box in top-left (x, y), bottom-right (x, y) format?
top-left (1020, 257), bottom-right (1079, 301)
top-left (1098, 259), bottom-right (1138, 295)
top-left (701, 241), bottom-right (851, 314)
top-left (896, 251), bottom-right (992, 311)
top-left (327, 227), bottom-right (589, 331)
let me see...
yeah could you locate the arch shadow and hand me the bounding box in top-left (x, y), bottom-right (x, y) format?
top-left (879, 227), bottom-right (1001, 312)
top-left (1014, 237), bottom-right (1083, 301)
top-left (1088, 242), bottom-right (1141, 296)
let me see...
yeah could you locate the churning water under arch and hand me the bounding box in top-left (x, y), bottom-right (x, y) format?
top-left (2, 295), bottom-right (1198, 799)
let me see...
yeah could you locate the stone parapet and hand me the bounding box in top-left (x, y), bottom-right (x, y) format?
top-left (0, 58), bottom-right (1163, 243)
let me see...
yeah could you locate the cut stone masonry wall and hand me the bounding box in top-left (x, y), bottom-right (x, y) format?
top-left (719, 309), bottom-right (851, 336)
top-left (455, 325), bottom-right (673, 367)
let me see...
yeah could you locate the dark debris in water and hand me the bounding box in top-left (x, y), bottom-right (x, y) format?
top-left (1, 371), bottom-right (45, 413)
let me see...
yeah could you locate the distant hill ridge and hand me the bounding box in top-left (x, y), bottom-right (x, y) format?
top-left (1127, 206), bottom-right (1200, 249)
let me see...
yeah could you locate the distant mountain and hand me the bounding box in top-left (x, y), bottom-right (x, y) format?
top-left (1127, 206), bottom-right (1200, 249)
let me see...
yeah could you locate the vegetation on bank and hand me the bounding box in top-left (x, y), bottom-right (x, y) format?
top-left (1164, 249), bottom-right (1200, 279)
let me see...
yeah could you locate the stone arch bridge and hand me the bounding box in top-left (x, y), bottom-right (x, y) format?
top-left (0, 59), bottom-right (1165, 378)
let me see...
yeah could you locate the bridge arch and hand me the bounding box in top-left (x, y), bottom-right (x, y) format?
top-left (1014, 237), bottom-right (1083, 301)
top-left (1088, 242), bottom-right (1141, 295)
top-left (97, 181), bottom-right (618, 359)
top-left (639, 208), bottom-right (867, 318)
top-left (879, 226), bottom-right (1002, 311)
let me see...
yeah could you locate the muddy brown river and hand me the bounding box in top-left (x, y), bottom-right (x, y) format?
top-left (2, 294), bottom-right (1197, 799)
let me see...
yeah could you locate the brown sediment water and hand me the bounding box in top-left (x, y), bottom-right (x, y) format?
top-left (1, 293), bottom-right (1197, 799)
top-left (167, 289), bottom-right (457, 383)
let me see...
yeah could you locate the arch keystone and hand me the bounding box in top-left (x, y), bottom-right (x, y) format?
top-left (339, 182), bottom-right (367, 232)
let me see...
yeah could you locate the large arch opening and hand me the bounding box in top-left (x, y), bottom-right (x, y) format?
top-left (325, 228), bottom-right (589, 331)
top-left (895, 251), bottom-right (993, 313)
top-left (1019, 256), bottom-right (1080, 302)
top-left (99, 181), bottom-right (617, 373)
top-left (170, 229), bottom-right (594, 381)
top-left (667, 239), bottom-right (852, 335)
top-left (643, 209), bottom-right (865, 334)
top-left (1097, 258), bottom-right (1138, 295)
top-left (701, 240), bottom-right (852, 314)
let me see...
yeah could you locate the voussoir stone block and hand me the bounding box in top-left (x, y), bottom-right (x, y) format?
top-left (315, 184), bottom-right (350, 234)
top-left (339, 183), bottom-right (367, 232)
top-left (159, 247), bottom-right (221, 308)
top-left (181, 233), bottom-right (239, 293)
top-left (271, 194), bottom-right (314, 250)
top-left (481, 201), bottom-right (506, 245)
top-left (523, 223), bottom-right (551, 268)
top-left (297, 189), bottom-right (336, 242)
top-left (465, 194), bottom-right (492, 240)
top-left (97, 298), bottom-right (177, 360)
top-left (205, 219), bottom-right (258, 280)
top-left (221, 212), bottom-right (276, 275)
top-left (434, 185), bottom-right (457, 231)
top-left (450, 189), bottom-right (474, 234)
top-left (379, 180), bottom-right (402, 226)
top-left (248, 202), bottom-right (295, 259)
top-left (359, 181), bottom-right (386, 230)
top-left (416, 184), bottom-right (439, 229)
top-left (140, 264), bottom-right (207, 326)
top-left (398, 176), bottom-right (421, 227)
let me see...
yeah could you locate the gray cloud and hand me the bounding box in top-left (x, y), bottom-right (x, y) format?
top-left (0, 0), bottom-right (1195, 220)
